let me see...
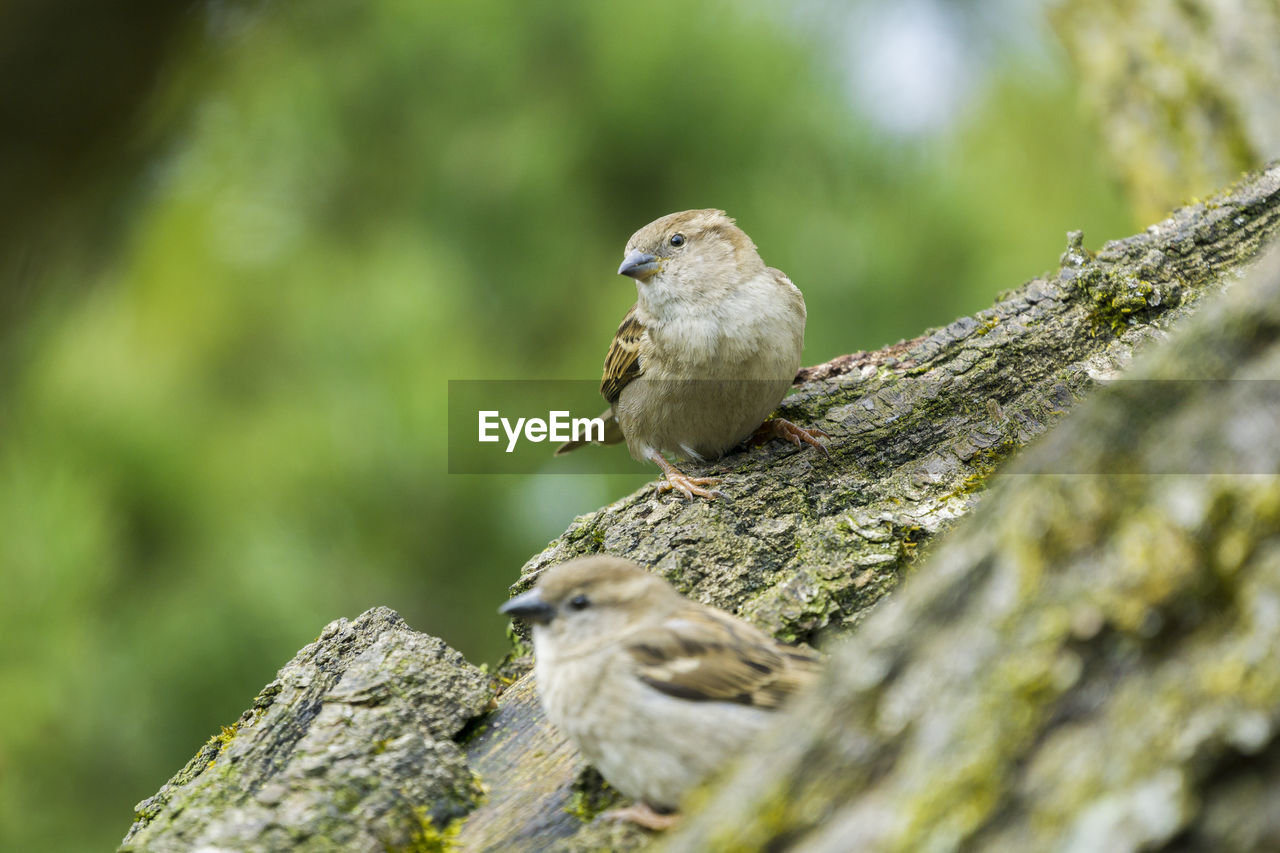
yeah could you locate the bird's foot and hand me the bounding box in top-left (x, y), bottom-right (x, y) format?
top-left (647, 451), bottom-right (725, 500)
top-left (601, 802), bottom-right (680, 831)
top-left (655, 471), bottom-right (724, 501)
top-left (751, 418), bottom-right (830, 457)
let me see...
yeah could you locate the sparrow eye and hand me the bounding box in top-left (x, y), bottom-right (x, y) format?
top-left (669, 233), bottom-right (685, 247)
top-left (567, 594), bottom-right (591, 611)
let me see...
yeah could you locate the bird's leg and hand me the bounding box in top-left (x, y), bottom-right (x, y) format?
top-left (647, 450), bottom-right (724, 500)
top-left (601, 802), bottom-right (681, 831)
top-left (750, 418), bottom-right (830, 457)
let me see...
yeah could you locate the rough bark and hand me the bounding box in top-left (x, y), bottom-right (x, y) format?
top-left (119, 609), bottom-right (495, 851)
top-left (120, 163), bottom-right (1280, 852)
top-left (1053, 0), bottom-right (1280, 223)
top-left (663, 222), bottom-right (1280, 853)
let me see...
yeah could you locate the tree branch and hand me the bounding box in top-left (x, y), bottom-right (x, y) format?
top-left (120, 163), bottom-right (1280, 852)
top-left (665, 201), bottom-right (1280, 853)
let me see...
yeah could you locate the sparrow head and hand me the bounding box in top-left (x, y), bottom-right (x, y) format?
top-left (617, 210), bottom-right (766, 310)
top-left (499, 556), bottom-right (681, 651)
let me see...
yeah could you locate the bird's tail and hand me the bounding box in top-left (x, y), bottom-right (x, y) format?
top-left (554, 408), bottom-right (624, 455)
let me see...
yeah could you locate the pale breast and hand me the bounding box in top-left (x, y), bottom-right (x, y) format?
top-left (618, 275), bottom-right (804, 461)
top-left (539, 652), bottom-right (773, 809)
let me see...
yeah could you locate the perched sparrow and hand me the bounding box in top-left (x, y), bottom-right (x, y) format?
top-left (556, 209), bottom-right (828, 499)
top-left (499, 555), bottom-right (822, 830)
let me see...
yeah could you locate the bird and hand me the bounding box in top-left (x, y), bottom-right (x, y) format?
top-left (555, 209), bottom-right (828, 500)
top-left (498, 555), bottom-right (823, 830)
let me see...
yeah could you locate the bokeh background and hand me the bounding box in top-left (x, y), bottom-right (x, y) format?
top-left (3, 0), bottom-right (1272, 849)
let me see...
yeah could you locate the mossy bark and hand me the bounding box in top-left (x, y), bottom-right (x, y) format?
top-left (119, 608), bottom-right (495, 852)
top-left (663, 217), bottom-right (1280, 853)
top-left (1053, 0), bottom-right (1280, 222)
top-left (121, 163), bottom-right (1280, 852)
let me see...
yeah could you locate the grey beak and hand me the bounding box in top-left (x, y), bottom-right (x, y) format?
top-left (618, 249), bottom-right (660, 280)
top-left (499, 589), bottom-right (555, 625)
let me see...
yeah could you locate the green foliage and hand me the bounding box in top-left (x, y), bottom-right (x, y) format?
top-left (0, 1), bottom-right (1131, 851)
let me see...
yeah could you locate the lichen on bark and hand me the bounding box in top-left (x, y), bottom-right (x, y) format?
top-left (119, 608), bottom-right (495, 852)
top-left (1053, 0), bottom-right (1280, 222)
top-left (663, 235), bottom-right (1280, 853)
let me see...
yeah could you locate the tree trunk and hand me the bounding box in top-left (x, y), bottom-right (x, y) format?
top-left (1053, 0), bottom-right (1280, 223)
top-left (120, 162), bottom-right (1280, 852)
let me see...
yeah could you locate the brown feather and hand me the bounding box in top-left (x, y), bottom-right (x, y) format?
top-left (601, 305), bottom-right (645, 405)
top-left (554, 305), bottom-right (641, 455)
top-left (626, 607), bottom-right (821, 709)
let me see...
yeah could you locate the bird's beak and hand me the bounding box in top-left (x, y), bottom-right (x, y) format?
top-left (498, 589), bottom-right (556, 625)
top-left (618, 249), bottom-right (661, 281)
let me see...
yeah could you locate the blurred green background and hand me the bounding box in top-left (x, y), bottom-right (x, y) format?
top-left (0, 0), bottom-right (1147, 849)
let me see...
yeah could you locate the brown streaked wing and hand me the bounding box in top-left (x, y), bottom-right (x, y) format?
top-left (625, 608), bottom-right (821, 709)
top-left (601, 305), bottom-right (644, 405)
